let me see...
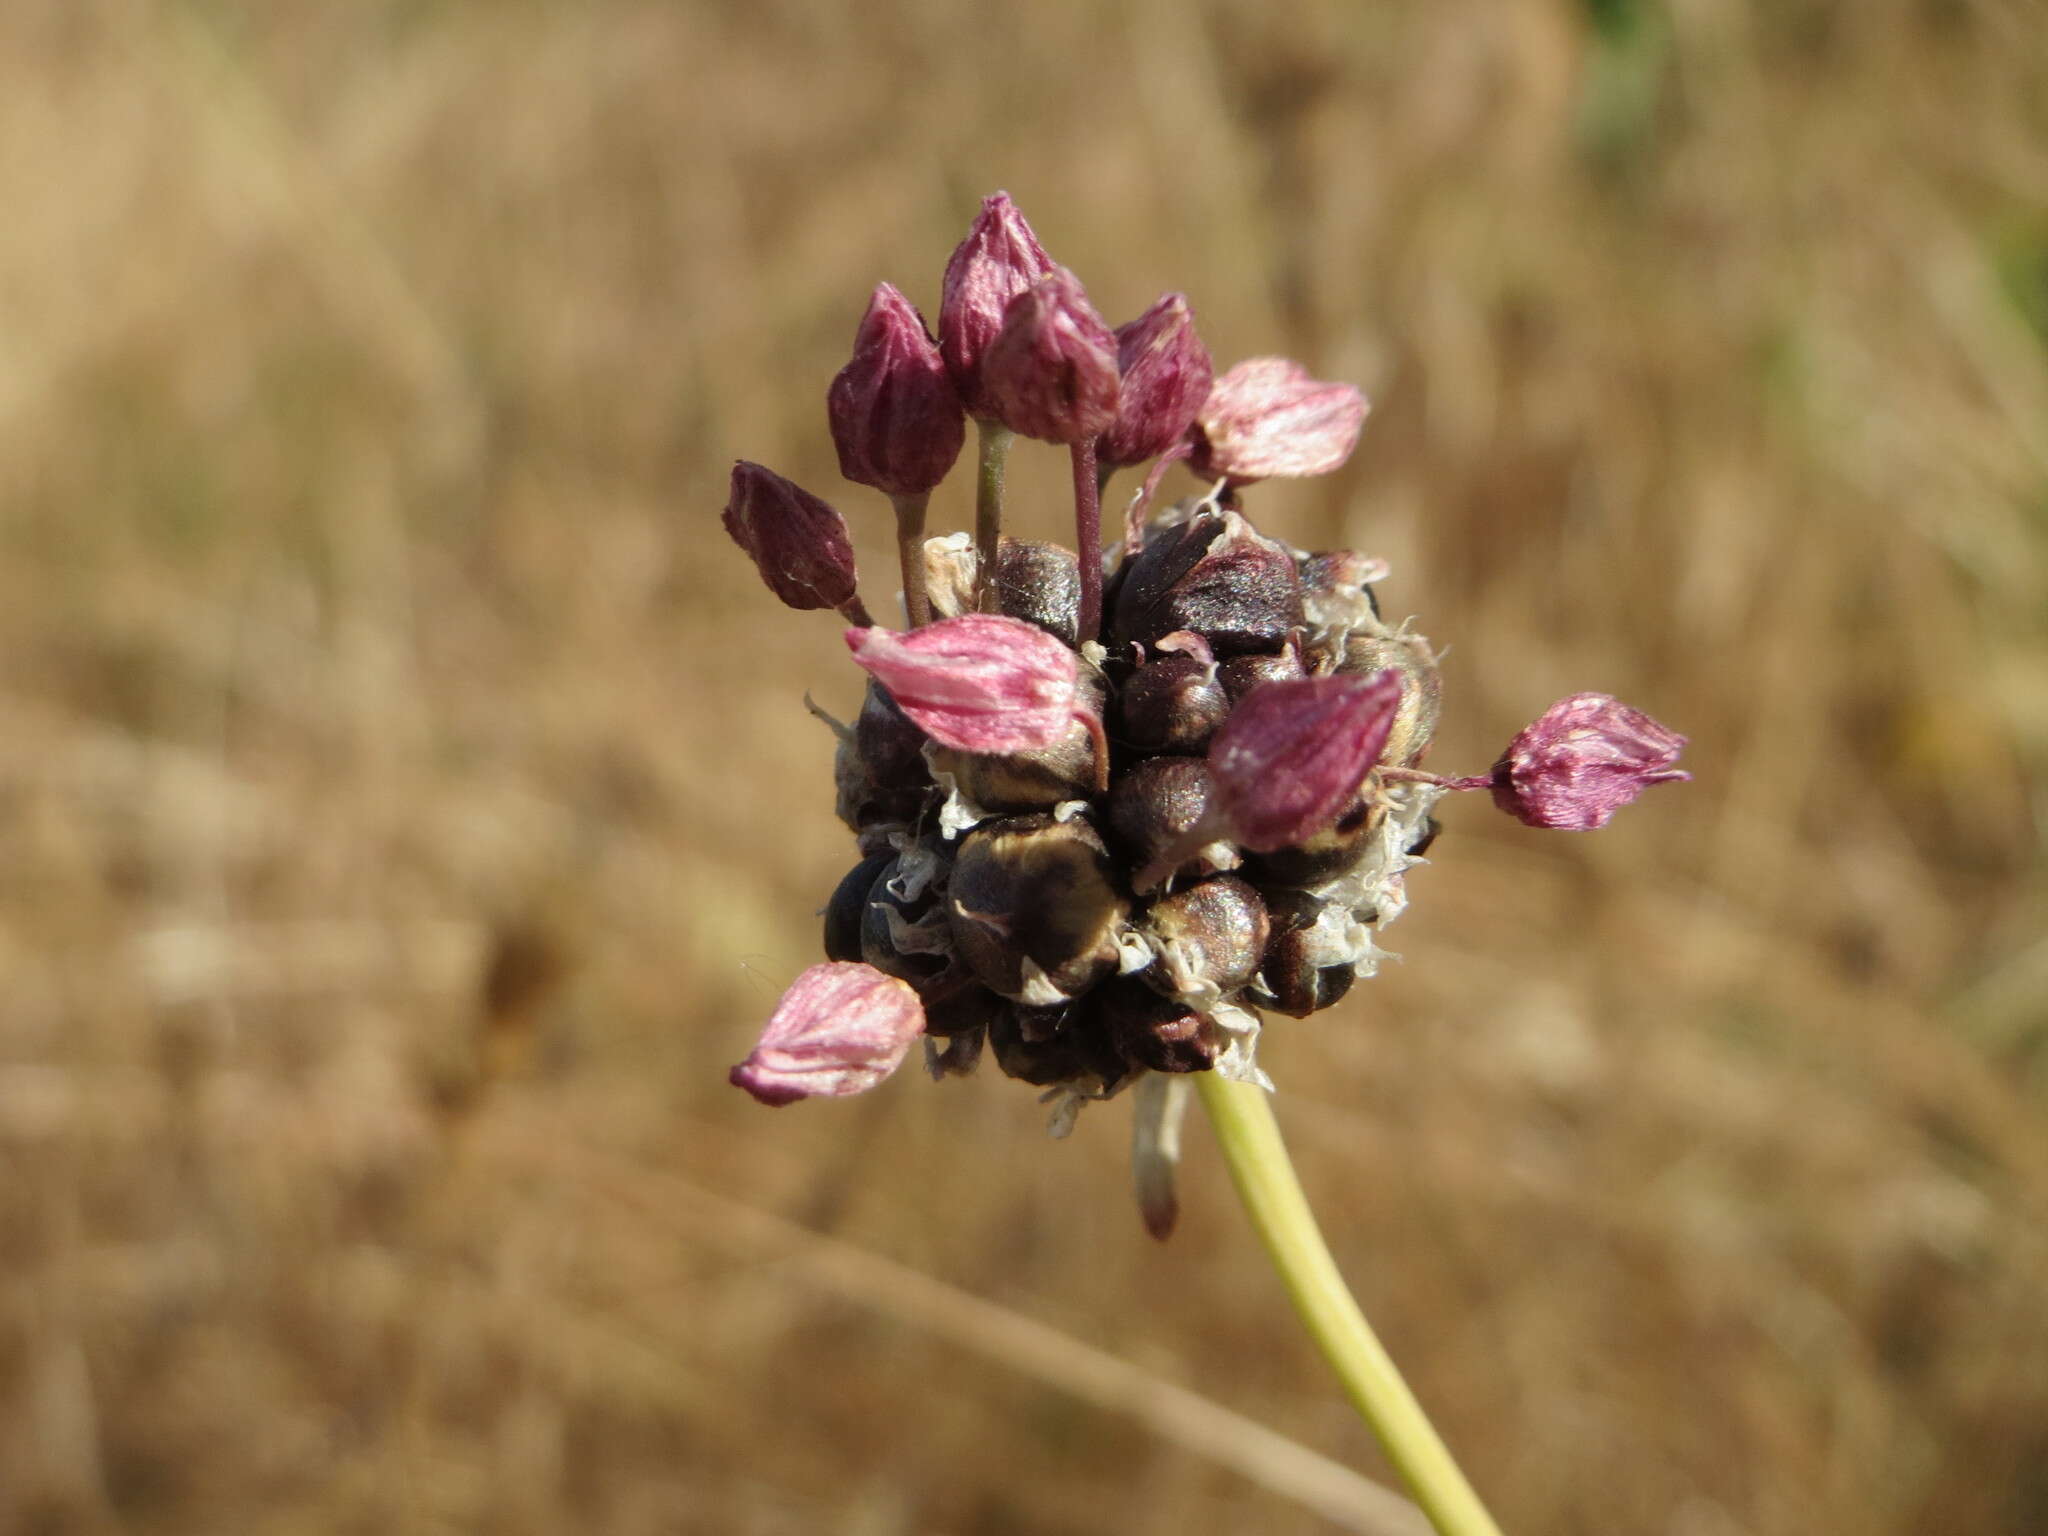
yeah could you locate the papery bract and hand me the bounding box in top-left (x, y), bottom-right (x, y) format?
top-left (1207, 672), bottom-right (1402, 850)
top-left (1100, 293), bottom-right (1214, 469)
top-left (1190, 358), bottom-right (1368, 483)
top-left (721, 461), bottom-right (862, 613)
top-left (845, 613), bottom-right (1077, 754)
top-left (982, 268), bottom-right (1122, 445)
top-left (828, 283), bottom-right (966, 497)
top-left (939, 192), bottom-right (1055, 419)
top-left (730, 962), bottom-right (926, 1106)
top-left (1490, 693), bottom-right (1691, 830)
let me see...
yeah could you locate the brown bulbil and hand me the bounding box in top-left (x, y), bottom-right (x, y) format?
top-left (947, 813), bottom-right (1128, 1005)
top-left (1117, 644), bottom-right (1228, 753)
top-left (1258, 890), bottom-right (1358, 1019)
top-left (1105, 756), bottom-right (1232, 884)
top-left (1142, 874), bottom-right (1270, 1000)
top-left (994, 538), bottom-right (1082, 645)
top-left (988, 1004), bottom-right (1124, 1088)
top-left (1339, 632), bottom-right (1442, 769)
top-left (1217, 644), bottom-right (1306, 704)
top-left (1243, 795), bottom-right (1379, 888)
top-left (1110, 510), bottom-right (1304, 656)
top-left (823, 852), bottom-right (894, 963)
top-left (1092, 978), bottom-right (1219, 1074)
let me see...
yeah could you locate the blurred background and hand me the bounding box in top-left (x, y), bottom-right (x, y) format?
top-left (1, 2), bottom-right (2044, 1532)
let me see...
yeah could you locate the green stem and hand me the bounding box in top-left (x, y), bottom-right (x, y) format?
top-left (1196, 1073), bottom-right (1505, 1536)
top-left (891, 492), bottom-right (931, 627)
top-left (973, 419), bottom-right (1014, 612)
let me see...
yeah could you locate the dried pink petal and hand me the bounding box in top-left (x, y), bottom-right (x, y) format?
top-left (1207, 672), bottom-right (1403, 850)
top-left (982, 268), bottom-right (1122, 445)
top-left (721, 461), bottom-right (861, 613)
top-left (1099, 293), bottom-right (1214, 469)
top-left (1189, 357), bottom-right (1369, 483)
top-left (939, 192), bottom-right (1056, 419)
top-left (1490, 693), bottom-right (1690, 830)
top-left (845, 613), bottom-right (1078, 754)
top-left (828, 283), bottom-right (966, 497)
top-left (730, 962), bottom-right (926, 1106)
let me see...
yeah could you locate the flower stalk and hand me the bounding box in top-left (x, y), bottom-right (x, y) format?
top-left (973, 418), bottom-right (1013, 611)
top-left (1196, 1073), bottom-right (1504, 1536)
top-left (892, 492), bottom-right (933, 626)
top-left (1071, 437), bottom-right (1103, 643)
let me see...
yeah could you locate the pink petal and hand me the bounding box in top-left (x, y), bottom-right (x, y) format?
top-left (1491, 693), bottom-right (1691, 830)
top-left (730, 962), bottom-right (926, 1106)
top-left (845, 614), bottom-right (1078, 754)
top-left (1191, 357), bottom-right (1368, 483)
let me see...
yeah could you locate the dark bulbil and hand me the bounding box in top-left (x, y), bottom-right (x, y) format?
top-left (1256, 890), bottom-right (1359, 1019)
top-left (1116, 644), bottom-right (1229, 752)
top-left (947, 813), bottom-right (1128, 1005)
top-left (1110, 510), bottom-right (1305, 656)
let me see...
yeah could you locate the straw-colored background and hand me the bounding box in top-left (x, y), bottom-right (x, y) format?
top-left (2, 2), bottom-right (2044, 1532)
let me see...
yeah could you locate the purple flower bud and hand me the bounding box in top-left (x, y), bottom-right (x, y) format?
top-left (939, 192), bottom-right (1055, 418)
top-left (827, 283), bottom-right (966, 497)
top-left (1490, 693), bottom-right (1691, 830)
top-left (730, 962), bottom-right (926, 1107)
top-left (1099, 293), bottom-right (1214, 469)
top-left (1189, 358), bottom-right (1369, 483)
top-left (982, 268), bottom-right (1122, 445)
top-left (1207, 672), bottom-right (1403, 850)
top-left (845, 613), bottom-right (1077, 755)
top-left (722, 461), bottom-right (862, 614)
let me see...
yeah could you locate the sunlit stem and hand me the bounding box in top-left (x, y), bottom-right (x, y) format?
top-left (1071, 437), bottom-right (1103, 642)
top-left (1196, 1074), bottom-right (1506, 1536)
top-left (973, 419), bottom-right (1014, 612)
top-left (891, 492), bottom-right (932, 628)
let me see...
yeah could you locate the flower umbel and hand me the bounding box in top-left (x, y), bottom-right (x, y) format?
top-left (721, 192), bottom-right (1687, 1536)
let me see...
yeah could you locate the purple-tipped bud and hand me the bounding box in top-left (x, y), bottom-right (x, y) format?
top-left (1099, 293), bottom-right (1214, 469)
top-left (722, 462), bottom-right (862, 613)
top-left (1189, 358), bottom-right (1369, 483)
top-left (982, 268), bottom-right (1122, 444)
top-left (939, 192), bottom-right (1055, 418)
top-left (845, 613), bottom-right (1077, 755)
top-left (827, 283), bottom-right (966, 497)
top-left (730, 962), bottom-right (926, 1107)
top-left (1208, 672), bottom-right (1403, 850)
top-left (1490, 693), bottom-right (1691, 830)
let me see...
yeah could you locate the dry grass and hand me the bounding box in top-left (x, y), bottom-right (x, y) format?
top-left (0, 1), bottom-right (2044, 1532)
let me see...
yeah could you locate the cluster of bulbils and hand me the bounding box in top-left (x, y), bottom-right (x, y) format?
top-left (722, 193), bottom-right (1688, 1234)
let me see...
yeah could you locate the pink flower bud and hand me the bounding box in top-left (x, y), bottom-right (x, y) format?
top-left (844, 613), bottom-right (1078, 754)
top-left (1099, 293), bottom-right (1214, 469)
top-left (827, 283), bottom-right (966, 497)
top-left (730, 962), bottom-right (926, 1106)
top-left (1490, 693), bottom-right (1690, 830)
top-left (1207, 672), bottom-right (1403, 850)
top-left (1189, 357), bottom-right (1369, 483)
top-left (939, 192), bottom-right (1055, 418)
top-left (982, 268), bottom-right (1122, 445)
top-left (721, 461), bottom-right (861, 613)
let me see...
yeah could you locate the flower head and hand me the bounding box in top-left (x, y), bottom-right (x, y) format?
top-left (730, 962), bottom-right (926, 1106)
top-left (721, 461), bottom-right (862, 615)
top-left (828, 283), bottom-right (966, 497)
top-left (1190, 358), bottom-right (1368, 483)
top-left (1099, 293), bottom-right (1213, 469)
top-left (939, 192), bottom-right (1055, 419)
top-left (844, 613), bottom-right (1077, 754)
top-left (982, 268), bottom-right (1121, 444)
top-left (1490, 693), bottom-right (1691, 830)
